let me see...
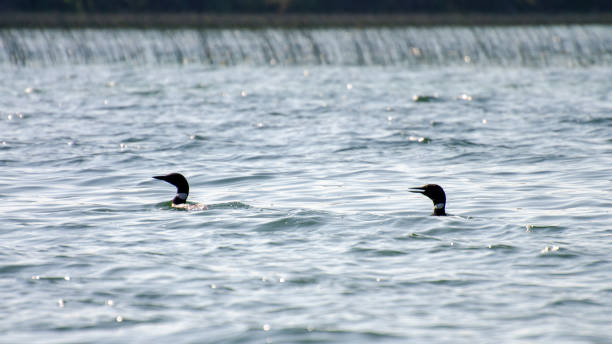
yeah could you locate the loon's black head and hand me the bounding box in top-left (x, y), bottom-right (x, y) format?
top-left (153, 173), bottom-right (189, 205)
top-left (410, 184), bottom-right (446, 216)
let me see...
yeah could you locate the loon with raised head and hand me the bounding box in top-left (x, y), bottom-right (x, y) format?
top-left (153, 173), bottom-right (190, 206)
top-left (410, 184), bottom-right (447, 216)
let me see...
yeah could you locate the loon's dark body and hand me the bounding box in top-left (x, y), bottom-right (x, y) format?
top-left (410, 184), bottom-right (447, 216)
top-left (153, 173), bottom-right (189, 205)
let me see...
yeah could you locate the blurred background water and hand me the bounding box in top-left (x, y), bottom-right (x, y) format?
top-left (2, 26), bottom-right (612, 67)
top-left (1, 26), bottom-right (611, 343)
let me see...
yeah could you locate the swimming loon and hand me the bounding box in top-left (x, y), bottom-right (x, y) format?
top-left (153, 173), bottom-right (189, 206)
top-left (410, 184), bottom-right (447, 216)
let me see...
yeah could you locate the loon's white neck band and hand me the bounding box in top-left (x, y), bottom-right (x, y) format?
top-left (434, 203), bottom-right (445, 210)
top-left (176, 193), bottom-right (188, 200)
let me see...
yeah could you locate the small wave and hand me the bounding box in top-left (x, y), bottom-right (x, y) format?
top-left (255, 211), bottom-right (327, 232)
top-left (77, 175), bottom-right (123, 187)
top-left (444, 138), bottom-right (485, 147)
top-left (524, 224), bottom-right (567, 233)
top-left (371, 136), bottom-right (432, 147)
top-left (395, 232), bottom-right (441, 241)
top-left (547, 298), bottom-right (600, 307)
top-left (486, 244), bottom-right (517, 252)
top-left (205, 173), bottom-right (274, 185)
top-left (286, 277), bottom-right (319, 285)
top-left (561, 116), bottom-right (612, 125)
top-left (425, 279), bottom-right (478, 286)
top-left (349, 247), bottom-right (407, 257)
top-left (334, 145), bottom-right (368, 153)
top-left (420, 224), bottom-right (471, 237)
top-left (412, 94), bottom-right (440, 102)
top-left (127, 89), bottom-right (162, 96)
top-left (208, 201), bottom-right (250, 210)
top-left (266, 327), bottom-right (401, 341)
top-left (0, 264), bottom-right (35, 274)
top-left (243, 154), bottom-right (285, 161)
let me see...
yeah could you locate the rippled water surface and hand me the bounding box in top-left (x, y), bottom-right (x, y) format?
top-left (1, 26), bottom-right (612, 343)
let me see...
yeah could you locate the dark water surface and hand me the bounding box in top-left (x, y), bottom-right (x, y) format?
top-left (1, 26), bottom-right (612, 343)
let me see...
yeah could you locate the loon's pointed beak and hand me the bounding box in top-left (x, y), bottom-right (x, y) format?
top-left (153, 175), bottom-right (167, 181)
top-left (409, 186), bottom-right (425, 194)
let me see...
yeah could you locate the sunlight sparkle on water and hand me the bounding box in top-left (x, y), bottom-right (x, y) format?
top-left (7, 113), bottom-right (24, 120)
top-left (408, 136), bottom-right (426, 143)
top-left (541, 245), bottom-right (560, 253)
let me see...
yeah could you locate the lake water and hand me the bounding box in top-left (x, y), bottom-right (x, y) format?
top-left (1, 26), bottom-right (611, 343)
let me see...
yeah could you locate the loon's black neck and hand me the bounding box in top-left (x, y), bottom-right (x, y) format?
top-left (433, 203), bottom-right (446, 216)
top-left (172, 193), bottom-right (188, 205)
